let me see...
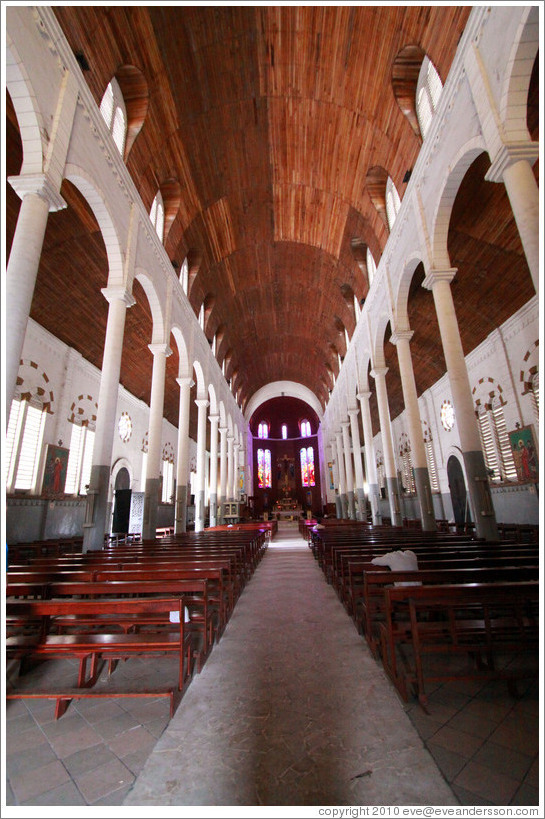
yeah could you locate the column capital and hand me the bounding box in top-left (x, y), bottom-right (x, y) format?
top-left (485, 141), bottom-right (539, 183)
top-left (340, 419), bottom-right (351, 429)
top-left (148, 342), bottom-right (172, 358)
top-left (227, 432), bottom-right (234, 440)
top-left (357, 391), bottom-right (372, 402)
top-left (219, 425), bottom-right (228, 435)
top-left (195, 398), bottom-right (209, 409)
top-left (370, 366), bottom-right (388, 380)
top-left (347, 407), bottom-right (360, 418)
top-left (208, 412), bottom-right (220, 425)
top-left (101, 285), bottom-right (136, 308)
top-left (390, 329), bottom-right (413, 345)
top-left (8, 173), bottom-right (66, 212)
top-left (422, 268), bottom-right (457, 290)
top-left (176, 376), bottom-right (194, 389)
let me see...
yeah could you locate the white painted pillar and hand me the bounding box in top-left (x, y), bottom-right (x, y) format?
top-left (335, 430), bottom-right (348, 518)
top-left (227, 433), bottom-right (235, 501)
top-left (348, 408), bottom-right (366, 520)
top-left (194, 398), bottom-right (209, 532)
top-left (329, 439), bottom-right (343, 518)
top-left (423, 268), bottom-right (498, 540)
top-left (175, 376), bottom-right (194, 534)
top-left (233, 441), bottom-right (241, 502)
top-left (142, 342), bottom-right (171, 540)
top-left (371, 367), bottom-right (403, 527)
top-left (486, 146), bottom-right (539, 294)
top-left (208, 413), bottom-right (220, 527)
top-left (341, 420), bottom-right (356, 519)
top-left (6, 175), bottom-right (66, 419)
top-left (357, 391), bottom-right (381, 524)
top-left (83, 286), bottom-right (135, 551)
top-left (391, 330), bottom-right (436, 531)
top-left (218, 426), bottom-right (228, 522)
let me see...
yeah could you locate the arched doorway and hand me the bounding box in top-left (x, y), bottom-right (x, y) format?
top-left (447, 454), bottom-right (469, 528)
top-left (112, 467), bottom-right (131, 534)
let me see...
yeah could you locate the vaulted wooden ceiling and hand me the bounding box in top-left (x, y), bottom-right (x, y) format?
top-left (5, 6), bottom-right (538, 440)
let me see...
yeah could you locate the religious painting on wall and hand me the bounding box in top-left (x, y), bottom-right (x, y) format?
top-left (508, 425), bottom-right (538, 482)
top-left (42, 445), bottom-right (69, 498)
top-left (328, 462), bottom-right (334, 490)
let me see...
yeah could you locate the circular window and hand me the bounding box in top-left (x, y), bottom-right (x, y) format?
top-left (118, 411), bottom-right (132, 442)
top-left (440, 400), bottom-right (455, 432)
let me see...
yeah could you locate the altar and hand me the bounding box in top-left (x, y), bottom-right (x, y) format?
top-left (273, 497), bottom-right (303, 520)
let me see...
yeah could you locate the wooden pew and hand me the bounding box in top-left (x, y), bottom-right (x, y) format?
top-left (377, 580), bottom-right (539, 708)
top-left (6, 596), bottom-right (194, 718)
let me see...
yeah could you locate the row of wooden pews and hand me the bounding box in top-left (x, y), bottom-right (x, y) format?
top-left (6, 524), bottom-right (269, 719)
top-left (308, 520), bottom-right (539, 709)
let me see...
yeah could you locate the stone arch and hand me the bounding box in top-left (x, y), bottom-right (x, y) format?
top-left (64, 164), bottom-right (124, 282)
top-left (520, 339), bottom-right (539, 396)
top-left (5, 40), bottom-right (45, 175)
top-left (430, 137), bottom-right (487, 269)
top-left (159, 178), bottom-right (181, 244)
top-left (499, 6), bottom-right (540, 141)
top-left (111, 457), bottom-right (134, 490)
top-left (134, 268), bottom-right (166, 345)
top-left (208, 383), bottom-right (218, 416)
top-left (170, 325), bottom-right (191, 379)
top-left (244, 381), bottom-right (324, 423)
top-left (192, 358), bottom-right (206, 400)
top-left (369, 311), bottom-right (393, 369)
top-left (395, 253), bottom-right (426, 330)
top-left (472, 376), bottom-right (507, 412)
top-left (15, 358), bottom-right (55, 412)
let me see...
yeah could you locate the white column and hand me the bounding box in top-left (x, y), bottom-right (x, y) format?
top-left (357, 391), bottom-right (381, 524)
top-left (391, 330), bottom-right (436, 531)
top-left (486, 145), bottom-right (539, 294)
top-left (371, 367), bottom-right (403, 526)
top-left (348, 408), bottom-right (366, 520)
top-left (83, 286), bottom-right (135, 551)
top-left (6, 175), bottom-right (66, 418)
top-left (142, 342), bottom-right (171, 540)
top-left (218, 426), bottom-right (228, 522)
top-left (341, 420), bottom-right (356, 519)
top-left (329, 439), bottom-right (343, 518)
top-left (227, 433), bottom-right (234, 501)
top-left (423, 268), bottom-right (498, 540)
top-left (233, 441), bottom-right (241, 502)
top-left (175, 376), bottom-right (194, 533)
top-left (194, 398), bottom-right (209, 532)
top-left (208, 413), bottom-right (220, 527)
top-left (335, 430), bottom-right (348, 518)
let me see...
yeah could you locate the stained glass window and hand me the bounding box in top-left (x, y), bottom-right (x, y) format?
top-left (282, 424), bottom-right (287, 439)
top-left (258, 422), bottom-right (268, 439)
top-left (301, 446), bottom-right (315, 487)
top-left (257, 448), bottom-right (272, 488)
top-left (301, 420), bottom-right (311, 438)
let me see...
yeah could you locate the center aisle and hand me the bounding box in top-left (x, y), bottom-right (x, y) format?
top-left (124, 523), bottom-right (457, 808)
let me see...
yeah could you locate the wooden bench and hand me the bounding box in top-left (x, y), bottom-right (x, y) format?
top-left (6, 596), bottom-right (194, 718)
top-left (377, 581), bottom-right (539, 709)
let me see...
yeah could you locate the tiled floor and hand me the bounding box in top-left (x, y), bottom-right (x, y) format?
top-left (3, 524), bottom-right (541, 810)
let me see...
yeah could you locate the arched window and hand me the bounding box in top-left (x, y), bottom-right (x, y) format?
top-left (300, 420), bottom-right (311, 438)
top-left (282, 424), bottom-right (288, 440)
top-left (366, 247), bottom-right (377, 286)
top-left (258, 422), bottom-right (269, 439)
top-left (300, 446), bottom-right (316, 487)
top-left (99, 78), bottom-right (127, 156)
top-left (180, 257), bottom-right (189, 294)
top-left (385, 177), bottom-right (401, 230)
top-left (150, 191), bottom-right (165, 242)
top-left (65, 422), bottom-right (95, 495)
top-left (530, 371), bottom-right (539, 423)
top-left (5, 398), bottom-right (47, 493)
top-left (422, 423), bottom-right (440, 493)
top-left (161, 447), bottom-right (175, 503)
top-left (416, 57), bottom-right (443, 138)
top-left (476, 401), bottom-right (517, 482)
top-left (257, 448), bottom-right (272, 488)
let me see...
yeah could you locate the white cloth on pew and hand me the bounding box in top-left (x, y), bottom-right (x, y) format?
top-left (169, 607), bottom-right (191, 623)
top-left (371, 550), bottom-right (421, 585)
